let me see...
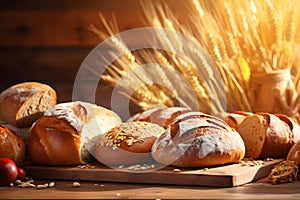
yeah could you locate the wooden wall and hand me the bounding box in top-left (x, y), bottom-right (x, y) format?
top-left (0, 0), bottom-right (186, 119)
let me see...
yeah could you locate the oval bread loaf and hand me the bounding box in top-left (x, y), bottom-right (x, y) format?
top-left (287, 141), bottom-right (300, 165)
top-left (0, 82), bottom-right (57, 127)
top-left (237, 113), bottom-right (300, 159)
top-left (28, 101), bottom-right (122, 165)
top-left (151, 112), bottom-right (245, 167)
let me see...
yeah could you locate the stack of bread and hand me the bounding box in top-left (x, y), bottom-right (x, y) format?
top-left (1, 81), bottom-right (300, 170)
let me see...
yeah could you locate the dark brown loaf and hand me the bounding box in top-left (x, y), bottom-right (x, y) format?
top-left (237, 113), bottom-right (300, 159)
top-left (95, 121), bottom-right (165, 166)
top-left (151, 112), bottom-right (245, 167)
top-left (28, 101), bottom-right (122, 165)
top-left (0, 82), bottom-right (57, 127)
top-left (0, 125), bottom-right (25, 166)
top-left (127, 106), bottom-right (189, 128)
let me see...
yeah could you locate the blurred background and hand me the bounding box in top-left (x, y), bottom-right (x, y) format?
top-left (0, 0), bottom-right (185, 118)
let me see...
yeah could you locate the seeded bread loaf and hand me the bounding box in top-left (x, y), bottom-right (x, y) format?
top-left (127, 106), bottom-right (189, 128)
top-left (237, 113), bottom-right (300, 159)
top-left (151, 112), bottom-right (245, 167)
top-left (95, 121), bottom-right (165, 166)
top-left (0, 82), bottom-right (57, 127)
top-left (28, 101), bottom-right (122, 165)
top-left (0, 125), bottom-right (25, 166)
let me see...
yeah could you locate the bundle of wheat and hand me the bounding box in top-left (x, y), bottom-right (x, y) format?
top-left (89, 0), bottom-right (300, 119)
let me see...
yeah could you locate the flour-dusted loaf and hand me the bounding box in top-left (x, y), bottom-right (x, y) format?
top-left (237, 113), bottom-right (300, 159)
top-left (27, 101), bottom-right (122, 165)
top-left (0, 82), bottom-right (57, 127)
top-left (0, 125), bottom-right (25, 166)
top-left (95, 121), bottom-right (165, 166)
top-left (151, 112), bottom-right (245, 167)
top-left (127, 106), bottom-right (189, 128)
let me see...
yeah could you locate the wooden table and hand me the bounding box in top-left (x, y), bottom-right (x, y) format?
top-left (1, 179), bottom-right (300, 199)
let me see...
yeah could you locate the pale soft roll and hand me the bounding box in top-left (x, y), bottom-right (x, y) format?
top-left (28, 101), bottom-right (122, 165)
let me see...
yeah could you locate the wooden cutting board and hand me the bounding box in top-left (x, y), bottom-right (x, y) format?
top-left (24, 159), bottom-right (282, 187)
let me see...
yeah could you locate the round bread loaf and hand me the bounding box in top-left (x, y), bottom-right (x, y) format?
top-left (0, 119), bottom-right (30, 142)
top-left (287, 141), bottom-right (300, 165)
top-left (95, 121), bottom-right (165, 166)
top-left (127, 106), bottom-right (189, 128)
top-left (0, 125), bottom-right (25, 166)
top-left (0, 82), bottom-right (57, 127)
top-left (237, 113), bottom-right (300, 159)
top-left (151, 112), bottom-right (245, 167)
top-left (27, 101), bottom-right (122, 165)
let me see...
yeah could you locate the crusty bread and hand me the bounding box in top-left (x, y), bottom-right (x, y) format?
top-left (0, 125), bottom-right (25, 166)
top-left (95, 121), bottom-right (165, 166)
top-left (287, 141), bottom-right (300, 165)
top-left (237, 113), bottom-right (300, 159)
top-left (0, 119), bottom-right (30, 142)
top-left (0, 82), bottom-right (57, 127)
top-left (151, 112), bottom-right (245, 167)
top-left (127, 106), bottom-right (189, 128)
top-left (27, 101), bottom-right (122, 165)
top-left (222, 111), bottom-right (253, 130)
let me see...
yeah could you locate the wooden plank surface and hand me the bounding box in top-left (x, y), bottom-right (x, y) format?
top-left (24, 159), bottom-right (282, 187)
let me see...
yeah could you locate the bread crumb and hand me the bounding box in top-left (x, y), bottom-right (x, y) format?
top-left (173, 168), bottom-right (181, 172)
top-left (72, 182), bottom-right (81, 187)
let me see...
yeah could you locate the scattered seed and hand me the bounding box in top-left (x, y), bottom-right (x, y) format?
top-left (73, 182), bottom-right (81, 187)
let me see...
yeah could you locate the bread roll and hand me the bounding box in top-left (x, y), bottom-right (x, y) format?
top-left (0, 82), bottom-right (57, 127)
top-left (28, 101), bottom-right (122, 165)
top-left (287, 141), bottom-right (300, 165)
top-left (237, 113), bottom-right (300, 159)
top-left (95, 121), bottom-right (165, 166)
top-left (0, 125), bottom-right (25, 166)
top-left (151, 112), bottom-right (245, 167)
top-left (127, 106), bottom-right (189, 128)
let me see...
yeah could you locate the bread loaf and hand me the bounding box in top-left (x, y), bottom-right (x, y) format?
top-left (0, 119), bottom-right (30, 142)
top-left (237, 113), bottom-right (300, 159)
top-left (95, 121), bottom-right (165, 166)
top-left (287, 141), bottom-right (300, 165)
top-left (0, 82), bottom-right (57, 127)
top-left (221, 111), bottom-right (253, 130)
top-left (0, 125), bottom-right (25, 166)
top-left (27, 101), bottom-right (122, 165)
top-left (151, 112), bottom-right (245, 167)
top-left (127, 106), bottom-right (189, 128)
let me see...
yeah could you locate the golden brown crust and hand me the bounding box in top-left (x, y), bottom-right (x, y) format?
top-left (0, 125), bottom-right (25, 166)
top-left (223, 111), bottom-right (253, 130)
top-left (28, 116), bottom-right (82, 165)
top-left (0, 82), bottom-right (57, 127)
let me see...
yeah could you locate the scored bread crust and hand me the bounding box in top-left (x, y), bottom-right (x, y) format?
top-left (0, 82), bottom-right (57, 127)
top-left (95, 121), bottom-right (165, 166)
top-left (127, 107), bottom-right (189, 128)
top-left (0, 125), bottom-right (25, 166)
top-left (151, 112), bottom-right (245, 167)
top-left (28, 101), bottom-right (122, 165)
top-left (237, 113), bottom-right (300, 159)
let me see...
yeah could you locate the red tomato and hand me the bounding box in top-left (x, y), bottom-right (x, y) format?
top-left (0, 157), bottom-right (18, 186)
top-left (17, 168), bottom-right (26, 181)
